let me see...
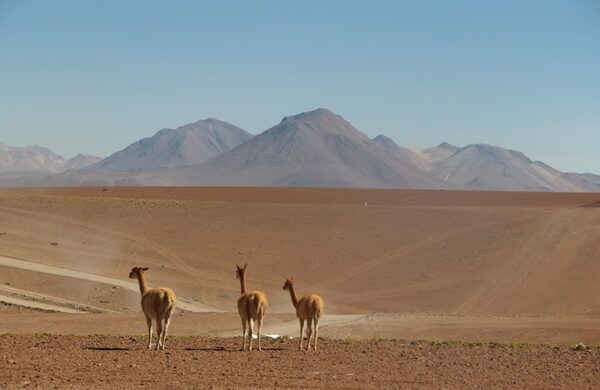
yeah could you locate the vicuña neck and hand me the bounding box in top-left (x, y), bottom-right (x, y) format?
top-left (288, 285), bottom-right (299, 309)
top-left (136, 273), bottom-right (148, 295)
top-left (239, 273), bottom-right (247, 295)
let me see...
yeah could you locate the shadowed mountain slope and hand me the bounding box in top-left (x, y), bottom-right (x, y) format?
top-left (157, 108), bottom-right (451, 188)
top-left (92, 118), bottom-right (252, 171)
top-left (421, 142), bottom-right (460, 164)
top-left (372, 135), bottom-right (430, 170)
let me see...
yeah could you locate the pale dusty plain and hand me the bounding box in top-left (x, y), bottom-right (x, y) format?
top-left (0, 187), bottom-right (599, 344)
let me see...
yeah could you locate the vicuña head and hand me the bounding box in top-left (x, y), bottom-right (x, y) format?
top-left (282, 275), bottom-right (324, 351)
top-left (129, 266), bottom-right (149, 279)
top-left (235, 263), bottom-right (248, 281)
top-left (129, 265), bottom-right (176, 351)
top-left (283, 277), bottom-right (294, 291)
top-left (235, 262), bottom-right (268, 351)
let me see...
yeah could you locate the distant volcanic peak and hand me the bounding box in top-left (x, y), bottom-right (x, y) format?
top-left (373, 135), bottom-right (401, 151)
top-left (463, 143), bottom-right (531, 162)
top-left (68, 153), bottom-right (101, 161)
top-left (191, 117), bottom-right (226, 126)
top-left (458, 144), bottom-right (505, 162)
top-left (269, 108), bottom-right (368, 141)
top-left (156, 118), bottom-right (250, 139)
top-left (281, 107), bottom-right (342, 124)
top-left (469, 143), bottom-right (494, 150)
top-left (374, 134), bottom-right (395, 143)
top-left (438, 141), bottom-right (458, 149)
top-left (90, 117), bottom-right (252, 171)
top-left (158, 117), bottom-right (233, 132)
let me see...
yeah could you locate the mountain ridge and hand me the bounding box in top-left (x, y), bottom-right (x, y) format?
top-left (0, 108), bottom-right (597, 191)
top-left (156, 108), bottom-right (451, 188)
top-left (91, 118), bottom-right (252, 171)
top-left (0, 143), bottom-right (100, 174)
top-left (378, 135), bottom-right (600, 192)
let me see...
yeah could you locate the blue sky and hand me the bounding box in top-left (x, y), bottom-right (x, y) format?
top-left (0, 0), bottom-right (599, 172)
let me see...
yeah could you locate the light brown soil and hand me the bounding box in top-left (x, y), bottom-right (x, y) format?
top-left (1, 187), bottom-right (599, 318)
top-left (2, 335), bottom-right (600, 389)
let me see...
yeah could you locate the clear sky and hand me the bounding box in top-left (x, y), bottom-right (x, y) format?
top-left (1, 0), bottom-right (599, 173)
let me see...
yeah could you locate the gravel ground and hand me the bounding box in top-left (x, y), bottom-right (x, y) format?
top-left (1, 335), bottom-right (600, 389)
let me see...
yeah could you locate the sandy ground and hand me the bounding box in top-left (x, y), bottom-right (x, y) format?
top-left (0, 187), bottom-right (600, 387)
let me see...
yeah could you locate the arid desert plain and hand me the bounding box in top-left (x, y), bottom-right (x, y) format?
top-left (1, 187), bottom-right (600, 388)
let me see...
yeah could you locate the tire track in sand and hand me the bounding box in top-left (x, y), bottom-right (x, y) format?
top-left (0, 255), bottom-right (212, 312)
top-left (0, 284), bottom-right (115, 314)
top-left (0, 205), bottom-right (225, 312)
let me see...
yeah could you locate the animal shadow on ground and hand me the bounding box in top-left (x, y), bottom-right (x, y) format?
top-left (85, 346), bottom-right (131, 351)
top-left (581, 201), bottom-right (600, 208)
top-left (183, 346), bottom-right (286, 352)
top-left (184, 346), bottom-right (227, 352)
top-left (254, 346), bottom-right (286, 351)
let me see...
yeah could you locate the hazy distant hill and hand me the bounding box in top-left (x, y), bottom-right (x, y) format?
top-left (428, 144), bottom-right (590, 191)
top-left (0, 143), bottom-right (100, 174)
top-left (372, 135), bottom-right (430, 170)
top-left (157, 108), bottom-right (451, 188)
top-left (373, 138), bottom-right (462, 170)
top-left (1, 109), bottom-right (598, 192)
top-left (92, 118), bottom-right (252, 171)
top-left (421, 142), bottom-right (460, 164)
top-left (63, 154), bottom-right (102, 170)
top-left (373, 137), bottom-right (600, 192)
top-left (560, 172), bottom-right (600, 192)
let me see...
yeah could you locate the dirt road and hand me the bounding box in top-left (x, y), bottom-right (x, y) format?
top-left (0, 255), bottom-right (214, 313)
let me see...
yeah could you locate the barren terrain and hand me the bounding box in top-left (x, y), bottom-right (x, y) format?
top-left (1, 187), bottom-right (600, 387)
top-left (3, 335), bottom-right (600, 389)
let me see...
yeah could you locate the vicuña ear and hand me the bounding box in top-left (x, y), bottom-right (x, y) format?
top-left (142, 267), bottom-right (149, 271)
top-left (243, 263), bottom-right (248, 269)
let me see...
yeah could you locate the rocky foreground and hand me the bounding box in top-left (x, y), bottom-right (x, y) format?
top-left (1, 335), bottom-right (599, 389)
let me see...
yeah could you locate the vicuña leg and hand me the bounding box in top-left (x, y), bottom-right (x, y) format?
top-left (314, 318), bottom-right (320, 351)
top-left (161, 312), bottom-right (173, 350)
top-left (298, 318), bottom-right (305, 351)
top-left (240, 317), bottom-right (247, 351)
top-left (306, 320), bottom-right (313, 350)
top-left (155, 315), bottom-right (164, 350)
top-left (248, 319), bottom-right (254, 351)
top-left (146, 317), bottom-right (153, 350)
top-left (257, 315), bottom-right (263, 351)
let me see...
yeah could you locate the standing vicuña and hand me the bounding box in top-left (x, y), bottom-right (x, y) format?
top-left (129, 266), bottom-right (176, 350)
top-left (236, 263), bottom-right (268, 351)
top-left (283, 277), bottom-right (324, 351)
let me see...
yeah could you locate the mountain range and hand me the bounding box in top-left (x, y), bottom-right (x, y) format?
top-left (0, 143), bottom-right (100, 174)
top-left (1, 108), bottom-right (598, 192)
top-left (375, 138), bottom-right (600, 192)
top-left (91, 118), bottom-right (252, 171)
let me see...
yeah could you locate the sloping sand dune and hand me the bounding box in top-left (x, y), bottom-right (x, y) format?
top-left (0, 256), bottom-right (213, 312)
top-left (0, 187), bottom-right (599, 343)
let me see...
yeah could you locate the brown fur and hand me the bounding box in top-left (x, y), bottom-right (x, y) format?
top-left (283, 277), bottom-right (324, 350)
top-left (129, 266), bottom-right (176, 350)
top-left (236, 263), bottom-right (268, 351)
